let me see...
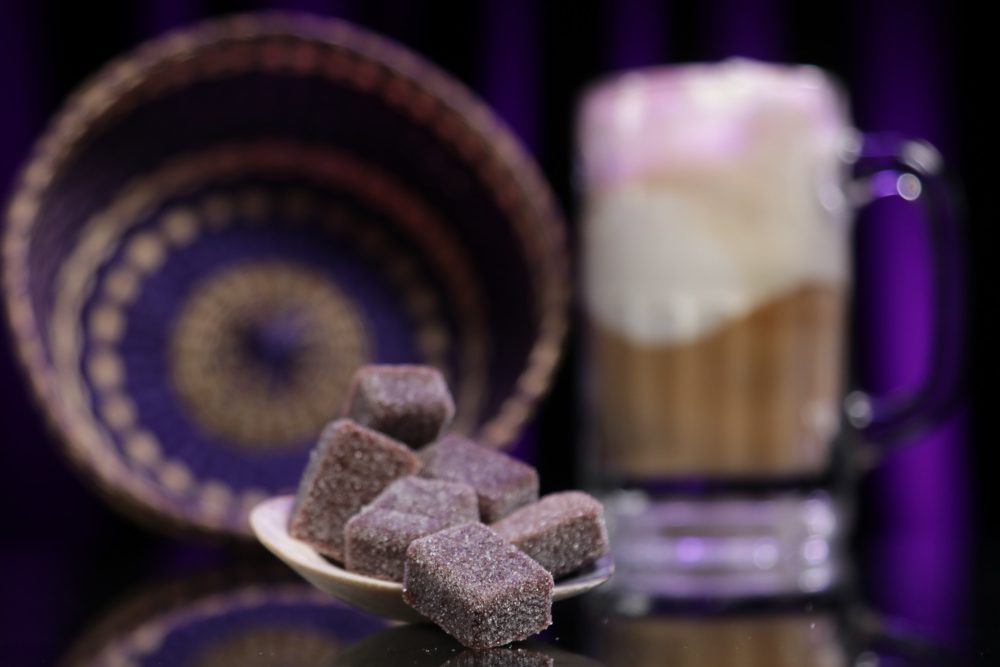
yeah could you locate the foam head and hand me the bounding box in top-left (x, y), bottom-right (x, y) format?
top-left (578, 59), bottom-right (856, 344)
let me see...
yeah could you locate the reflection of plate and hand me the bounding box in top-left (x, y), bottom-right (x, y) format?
top-left (250, 495), bottom-right (616, 622)
top-left (3, 14), bottom-right (568, 537)
top-left (332, 625), bottom-right (607, 667)
top-left (60, 570), bottom-right (388, 667)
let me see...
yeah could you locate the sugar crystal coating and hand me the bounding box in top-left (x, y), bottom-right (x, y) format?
top-left (491, 491), bottom-right (610, 578)
top-left (403, 522), bottom-right (553, 649)
top-left (343, 365), bottom-right (456, 448)
top-left (288, 419), bottom-right (421, 561)
top-left (368, 475), bottom-right (479, 525)
top-left (345, 508), bottom-right (449, 581)
top-left (346, 476), bottom-right (479, 581)
top-left (419, 436), bottom-right (539, 522)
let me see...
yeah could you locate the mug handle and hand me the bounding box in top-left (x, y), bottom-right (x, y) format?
top-left (843, 133), bottom-right (965, 449)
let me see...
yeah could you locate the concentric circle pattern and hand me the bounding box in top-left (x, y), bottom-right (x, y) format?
top-left (3, 13), bottom-right (568, 536)
top-left (169, 261), bottom-right (371, 450)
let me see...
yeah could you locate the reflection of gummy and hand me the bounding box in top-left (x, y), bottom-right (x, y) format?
top-left (189, 628), bottom-right (341, 667)
top-left (444, 647), bottom-right (553, 666)
top-left (332, 627), bottom-right (601, 667)
top-left (331, 624), bottom-right (465, 667)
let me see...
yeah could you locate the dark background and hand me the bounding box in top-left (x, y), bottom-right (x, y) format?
top-left (0, 1), bottom-right (990, 664)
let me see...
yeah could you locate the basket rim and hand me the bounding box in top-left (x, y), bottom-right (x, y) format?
top-left (1, 11), bottom-right (570, 536)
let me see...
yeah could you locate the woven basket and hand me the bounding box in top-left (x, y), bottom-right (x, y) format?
top-left (3, 13), bottom-right (568, 537)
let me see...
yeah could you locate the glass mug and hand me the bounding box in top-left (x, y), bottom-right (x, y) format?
top-left (577, 59), bottom-right (960, 597)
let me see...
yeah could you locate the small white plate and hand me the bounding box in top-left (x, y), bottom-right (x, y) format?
top-left (251, 495), bottom-right (615, 622)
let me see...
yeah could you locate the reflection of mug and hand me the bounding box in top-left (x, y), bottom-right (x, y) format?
top-left (596, 614), bottom-right (848, 667)
top-left (586, 592), bottom-right (958, 667)
top-left (577, 59), bottom-right (959, 594)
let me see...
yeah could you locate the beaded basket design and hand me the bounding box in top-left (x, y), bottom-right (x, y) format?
top-left (2, 13), bottom-right (568, 536)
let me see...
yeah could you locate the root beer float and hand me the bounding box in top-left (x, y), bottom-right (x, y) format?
top-left (578, 60), bottom-right (853, 481)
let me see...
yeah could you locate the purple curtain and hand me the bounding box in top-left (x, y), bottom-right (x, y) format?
top-left (853, 0), bottom-right (969, 646)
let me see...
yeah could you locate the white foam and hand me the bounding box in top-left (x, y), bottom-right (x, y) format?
top-left (579, 59), bottom-right (854, 344)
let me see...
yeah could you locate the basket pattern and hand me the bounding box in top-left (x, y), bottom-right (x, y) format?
top-left (3, 13), bottom-right (568, 536)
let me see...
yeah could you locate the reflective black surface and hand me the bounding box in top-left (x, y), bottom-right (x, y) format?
top-left (5, 548), bottom-right (957, 667)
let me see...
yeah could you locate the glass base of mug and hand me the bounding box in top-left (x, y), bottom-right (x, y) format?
top-left (603, 488), bottom-right (843, 599)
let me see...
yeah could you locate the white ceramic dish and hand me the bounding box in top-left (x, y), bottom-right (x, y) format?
top-left (251, 495), bottom-right (614, 622)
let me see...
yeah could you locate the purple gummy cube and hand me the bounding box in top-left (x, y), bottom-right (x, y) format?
top-left (289, 419), bottom-right (421, 561)
top-left (419, 436), bottom-right (539, 522)
top-left (343, 365), bottom-right (455, 448)
top-left (403, 523), bottom-right (553, 649)
top-left (368, 475), bottom-right (479, 525)
top-left (491, 491), bottom-right (610, 578)
top-left (345, 509), bottom-right (448, 581)
top-left (346, 477), bottom-right (478, 581)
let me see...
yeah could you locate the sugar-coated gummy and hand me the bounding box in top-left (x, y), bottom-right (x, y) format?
top-left (368, 475), bottom-right (479, 525)
top-left (346, 476), bottom-right (479, 581)
top-left (419, 435), bottom-right (539, 522)
top-left (491, 491), bottom-right (610, 578)
top-left (403, 522), bottom-right (553, 649)
top-left (343, 365), bottom-right (455, 448)
top-left (288, 419), bottom-right (421, 561)
top-left (345, 508), bottom-right (448, 581)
